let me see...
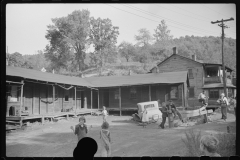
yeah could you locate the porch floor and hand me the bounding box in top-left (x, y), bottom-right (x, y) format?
top-left (6, 108), bottom-right (99, 128)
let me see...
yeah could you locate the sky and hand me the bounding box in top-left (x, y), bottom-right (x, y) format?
top-left (6, 3), bottom-right (236, 55)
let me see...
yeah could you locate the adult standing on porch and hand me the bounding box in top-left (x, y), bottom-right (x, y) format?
top-left (217, 93), bottom-right (229, 121)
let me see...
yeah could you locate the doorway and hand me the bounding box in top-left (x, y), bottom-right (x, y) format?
top-left (103, 89), bottom-right (109, 108)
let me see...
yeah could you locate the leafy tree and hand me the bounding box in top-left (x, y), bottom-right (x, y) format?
top-left (89, 17), bottom-right (119, 74)
top-left (153, 20), bottom-right (173, 42)
top-left (45, 10), bottom-right (91, 73)
top-left (135, 28), bottom-right (153, 47)
top-left (118, 41), bottom-right (135, 62)
top-left (8, 52), bottom-right (25, 67)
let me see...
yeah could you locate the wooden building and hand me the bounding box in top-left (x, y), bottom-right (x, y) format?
top-left (6, 66), bottom-right (189, 117)
top-left (150, 47), bottom-right (236, 107)
top-left (86, 71), bottom-right (190, 115)
top-left (6, 66), bottom-right (95, 117)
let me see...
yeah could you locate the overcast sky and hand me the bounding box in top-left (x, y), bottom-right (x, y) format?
top-left (6, 3), bottom-right (236, 55)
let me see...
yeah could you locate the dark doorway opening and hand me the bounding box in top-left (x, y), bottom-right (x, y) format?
top-left (103, 89), bottom-right (109, 108)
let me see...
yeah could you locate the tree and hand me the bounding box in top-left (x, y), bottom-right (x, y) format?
top-left (89, 17), bottom-right (119, 74)
top-left (118, 41), bottom-right (135, 62)
top-left (45, 10), bottom-right (91, 73)
top-left (135, 28), bottom-right (153, 47)
top-left (8, 52), bottom-right (25, 67)
top-left (153, 20), bottom-right (173, 42)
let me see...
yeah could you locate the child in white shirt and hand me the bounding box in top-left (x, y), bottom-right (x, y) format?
top-left (102, 106), bottom-right (108, 122)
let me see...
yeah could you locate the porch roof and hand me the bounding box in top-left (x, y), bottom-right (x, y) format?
top-left (6, 66), bottom-right (189, 88)
top-left (6, 66), bottom-right (93, 87)
top-left (202, 83), bottom-right (236, 89)
top-left (84, 71), bottom-right (189, 88)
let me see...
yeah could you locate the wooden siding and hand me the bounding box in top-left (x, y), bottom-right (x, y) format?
top-left (154, 55), bottom-right (204, 106)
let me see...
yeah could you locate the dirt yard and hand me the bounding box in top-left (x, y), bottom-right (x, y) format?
top-left (6, 110), bottom-right (236, 157)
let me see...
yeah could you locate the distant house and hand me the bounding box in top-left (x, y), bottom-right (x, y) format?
top-left (149, 47), bottom-right (236, 107)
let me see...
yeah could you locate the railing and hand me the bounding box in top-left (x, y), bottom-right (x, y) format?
top-left (205, 76), bottom-right (232, 85)
top-left (204, 76), bottom-right (221, 84)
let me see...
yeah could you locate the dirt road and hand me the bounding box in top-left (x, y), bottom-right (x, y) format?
top-left (6, 111), bottom-right (236, 157)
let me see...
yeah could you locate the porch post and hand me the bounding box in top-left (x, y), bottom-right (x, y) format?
top-left (182, 83), bottom-right (184, 107)
top-left (184, 82), bottom-right (188, 109)
top-left (91, 89), bottom-right (92, 109)
top-left (119, 87), bottom-right (122, 116)
top-left (149, 85), bottom-right (151, 101)
top-left (53, 85), bottom-right (55, 114)
top-left (98, 89), bottom-right (100, 110)
top-left (75, 87), bottom-right (77, 112)
top-left (32, 84), bottom-right (35, 115)
top-left (20, 80), bottom-right (24, 117)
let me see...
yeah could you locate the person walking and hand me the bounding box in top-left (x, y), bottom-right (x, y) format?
top-left (200, 135), bottom-right (221, 157)
top-left (100, 121), bottom-right (112, 157)
top-left (70, 116), bottom-right (88, 142)
top-left (217, 93), bottom-right (229, 121)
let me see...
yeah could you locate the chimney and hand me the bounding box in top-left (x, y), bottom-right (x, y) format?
top-left (192, 54), bottom-right (196, 61)
top-left (172, 47), bottom-right (177, 55)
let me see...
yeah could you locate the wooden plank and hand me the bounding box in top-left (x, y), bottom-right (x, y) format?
top-left (20, 80), bottom-right (24, 117)
top-left (119, 87), bottom-right (122, 116)
top-left (180, 109), bottom-right (213, 118)
top-left (91, 89), bottom-right (92, 109)
top-left (149, 85), bottom-right (151, 101)
top-left (75, 87), bottom-right (76, 112)
top-left (53, 85), bottom-right (55, 114)
top-left (32, 84), bottom-right (35, 115)
top-left (98, 90), bottom-right (99, 110)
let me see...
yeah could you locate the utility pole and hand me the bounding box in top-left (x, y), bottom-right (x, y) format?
top-left (211, 18), bottom-right (234, 97)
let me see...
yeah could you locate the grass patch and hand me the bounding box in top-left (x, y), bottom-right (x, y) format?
top-left (182, 129), bottom-right (236, 157)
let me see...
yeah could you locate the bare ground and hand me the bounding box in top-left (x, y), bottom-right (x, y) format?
top-left (6, 110), bottom-right (236, 157)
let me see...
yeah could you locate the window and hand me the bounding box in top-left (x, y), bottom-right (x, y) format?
top-left (130, 87), bottom-right (137, 99)
top-left (228, 89), bottom-right (232, 97)
top-left (188, 69), bottom-right (194, 79)
top-left (209, 89), bottom-right (219, 99)
top-left (114, 89), bottom-right (119, 99)
top-left (170, 86), bottom-right (178, 99)
top-left (178, 85), bottom-right (182, 99)
top-left (64, 90), bottom-right (69, 102)
top-left (189, 87), bottom-right (195, 98)
top-left (9, 85), bottom-right (20, 102)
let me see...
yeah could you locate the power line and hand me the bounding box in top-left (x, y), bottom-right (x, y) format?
top-left (171, 4), bottom-right (214, 22)
top-left (157, 4), bottom-right (210, 23)
top-left (106, 4), bottom-right (219, 37)
top-left (120, 4), bottom-right (220, 36)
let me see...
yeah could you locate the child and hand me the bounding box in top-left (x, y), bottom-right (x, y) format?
top-left (200, 135), bottom-right (221, 157)
top-left (141, 107), bottom-right (149, 128)
top-left (70, 116), bottom-right (88, 142)
top-left (100, 121), bottom-right (112, 157)
top-left (102, 106), bottom-right (108, 122)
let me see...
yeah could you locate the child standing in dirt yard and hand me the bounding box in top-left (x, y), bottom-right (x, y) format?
top-left (200, 135), bottom-right (221, 157)
top-left (100, 121), bottom-right (112, 157)
top-left (70, 116), bottom-right (88, 142)
top-left (102, 106), bottom-right (108, 122)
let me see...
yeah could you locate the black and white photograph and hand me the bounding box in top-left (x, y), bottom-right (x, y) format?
top-left (5, 3), bottom-right (236, 157)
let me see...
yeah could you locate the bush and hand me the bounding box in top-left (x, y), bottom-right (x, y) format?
top-left (182, 129), bottom-right (236, 157)
top-left (181, 129), bottom-right (203, 156)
